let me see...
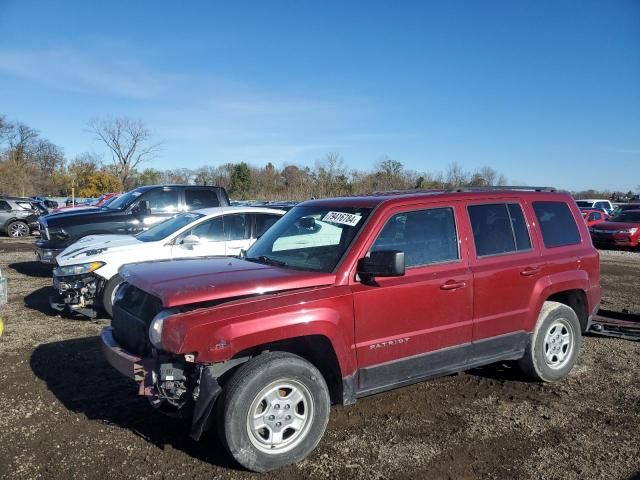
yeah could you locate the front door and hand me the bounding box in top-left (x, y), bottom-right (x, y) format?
top-left (351, 203), bottom-right (473, 394)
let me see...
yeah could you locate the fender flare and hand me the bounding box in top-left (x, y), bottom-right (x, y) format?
top-left (179, 307), bottom-right (355, 377)
top-left (526, 270), bottom-right (590, 332)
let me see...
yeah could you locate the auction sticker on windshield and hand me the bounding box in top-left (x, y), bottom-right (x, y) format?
top-left (322, 211), bottom-right (362, 226)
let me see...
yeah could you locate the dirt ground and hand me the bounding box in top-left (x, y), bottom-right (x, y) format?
top-left (1, 237), bottom-right (639, 480)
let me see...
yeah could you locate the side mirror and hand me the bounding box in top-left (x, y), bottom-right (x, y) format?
top-left (357, 250), bottom-right (405, 279)
top-left (181, 234), bottom-right (201, 248)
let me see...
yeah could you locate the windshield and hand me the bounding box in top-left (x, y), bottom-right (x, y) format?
top-left (575, 201), bottom-right (593, 208)
top-left (106, 189), bottom-right (143, 210)
top-left (610, 212), bottom-right (640, 223)
top-left (136, 212), bottom-right (204, 242)
top-left (246, 205), bottom-right (372, 273)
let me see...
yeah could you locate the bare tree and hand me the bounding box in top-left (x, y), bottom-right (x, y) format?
top-left (87, 117), bottom-right (161, 190)
top-left (0, 115), bottom-right (14, 145)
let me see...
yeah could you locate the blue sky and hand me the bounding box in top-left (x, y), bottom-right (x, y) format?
top-left (0, 0), bottom-right (638, 191)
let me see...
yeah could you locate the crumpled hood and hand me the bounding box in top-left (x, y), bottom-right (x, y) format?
top-left (119, 257), bottom-right (336, 308)
top-left (591, 221), bottom-right (640, 231)
top-left (57, 234), bottom-right (142, 264)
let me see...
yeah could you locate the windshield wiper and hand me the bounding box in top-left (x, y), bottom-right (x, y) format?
top-left (246, 255), bottom-right (287, 267)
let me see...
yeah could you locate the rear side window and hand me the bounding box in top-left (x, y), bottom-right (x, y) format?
top-left (185, 189), bottom-right (220, 210)
top-left (532, 201), bottom-right (581, 248)
top-left (468, 203), bottom-right (532, 257)
top-left (0, 200), bottom-right (11, 210)
top-left (371, 207), bottom-right (459, 267)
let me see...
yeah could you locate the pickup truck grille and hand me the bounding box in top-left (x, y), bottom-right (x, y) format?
top-left (111, 283), bottom-right (163, 357)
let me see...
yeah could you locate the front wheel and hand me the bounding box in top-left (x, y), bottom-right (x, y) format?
top-left (518, 301), bottom-right (581, 382)
top-left (101, 274), bottom-right (123, 318)
top-left (218, 352), bottom-right (330, 472)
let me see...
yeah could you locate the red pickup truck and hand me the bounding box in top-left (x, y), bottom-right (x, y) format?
top-left (101, 187), bottom-right (601, 472)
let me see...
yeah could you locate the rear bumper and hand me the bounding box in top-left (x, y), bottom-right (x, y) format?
top-left (101, 327), bottom-right (145, 381)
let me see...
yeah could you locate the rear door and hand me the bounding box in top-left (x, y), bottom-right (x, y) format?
top-left (464, 201), bottom-right (542, 342)
top-left (351, 202), bottom-right (473, 392)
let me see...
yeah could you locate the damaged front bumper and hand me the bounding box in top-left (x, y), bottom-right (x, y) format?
top-left (50, 272), bottom-right (103, 317)
top-left (100, 327), bottom-right (222, 440)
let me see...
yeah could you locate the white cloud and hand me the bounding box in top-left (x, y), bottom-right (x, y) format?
top-left (0, 48), bottom-right (173, 99)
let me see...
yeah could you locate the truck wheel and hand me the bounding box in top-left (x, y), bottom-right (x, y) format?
top-left (102, 274), bottom-right (123, 318)
top-left (518, 301), bottom-right (581, 382)
top-left (218, 352), bottom-right (330, 472)
top-left (7, 221), bottom-right (29, 237)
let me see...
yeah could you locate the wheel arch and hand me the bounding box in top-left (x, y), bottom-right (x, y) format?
top-left (527, 271), bottom-right (591, 333)
top-left (228, 335), bottom-right (345, 406)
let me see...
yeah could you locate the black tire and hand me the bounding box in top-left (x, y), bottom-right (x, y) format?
top-left (518, 301), bottom-right (581, 382)
top-left (101, 274), bottom-right (123, 318)
top-left (7, 220), bottom-right (29, 237)
top-left (217, 352), bottom-right (330, 472)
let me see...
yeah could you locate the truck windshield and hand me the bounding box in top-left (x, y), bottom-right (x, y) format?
top-left (105, 189), bottom-right (143, 210)
top-left (136, 212), bottom-right (204, 242)
top-left (246, 205), bottom-right (372, 273)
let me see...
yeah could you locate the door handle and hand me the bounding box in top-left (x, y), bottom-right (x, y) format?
top-left (520, 266), bottom-right (541, 276)
top-left (440, 280), bottom-right (466, 291)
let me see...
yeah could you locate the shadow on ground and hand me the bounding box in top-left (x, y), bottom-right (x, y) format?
top-left (467, 361), bottom-right (533, 382)
top-left (24, 286), bottom-right (59, 316)
top-left (9, 261), bottom-right (53, 278)
top-left (30, 336), bottom-right (238, 470)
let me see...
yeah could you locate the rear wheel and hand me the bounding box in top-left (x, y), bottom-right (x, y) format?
top-left (518, 301), bottom-right (581, 382)
top-left (218, 352), bottom-right (330, 472)
top-left (101, 274), bottom-right (123, 318)
top-left (7, 221), bottom-right (29, 237)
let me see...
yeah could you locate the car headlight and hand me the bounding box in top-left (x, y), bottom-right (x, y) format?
top-left (48, 227), bottom-right (68, 240)
top-left (53, 261), bottom-right (105, 277)
top-left (149, 309), bottom-right (180, 350)
top-left (619, 228), bottom-right (638, 235)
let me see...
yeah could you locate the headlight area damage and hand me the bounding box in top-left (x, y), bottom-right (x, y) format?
top-left (100, 326), bottom-right (243, 440)
top-left (50, 262), bottom-right (105, 317)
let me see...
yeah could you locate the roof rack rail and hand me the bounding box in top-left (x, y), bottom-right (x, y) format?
top-left (450, 185), bottom-right (556, 193)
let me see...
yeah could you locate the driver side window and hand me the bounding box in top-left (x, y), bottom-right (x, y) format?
top-left (141, 189), bottom-right (180, 214)
top-left (189, 217), bottom-right (225, 241)
top-left (371, 207), bottom-right (459, 267)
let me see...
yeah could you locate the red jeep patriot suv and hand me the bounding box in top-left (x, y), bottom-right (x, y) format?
top-left (101, 187), bottom-right (600, 472)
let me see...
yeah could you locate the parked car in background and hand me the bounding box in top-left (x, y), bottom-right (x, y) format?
top-left (51, 192), bottom-right (118, 214)
top-left (611, 203), bottom-right (640, 216)
top-left (101, 187), bottom-right (600, 472)
top-left (31, 196), bottom-right (59, 209)
top-left (580, 209), bottom-right (608, 227)
top-left (589, 209), bottom-right (640, 249)
top-left (51, 206), bottom-right (285, 318)
top-left (35, 185), bottom-right (230, 264)
top-left (0, 196), bottom-right (41, 237)
top-left (575, 199), bottom-right (614, 215)
top-left (0, 266), bottom-right (7, 308)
